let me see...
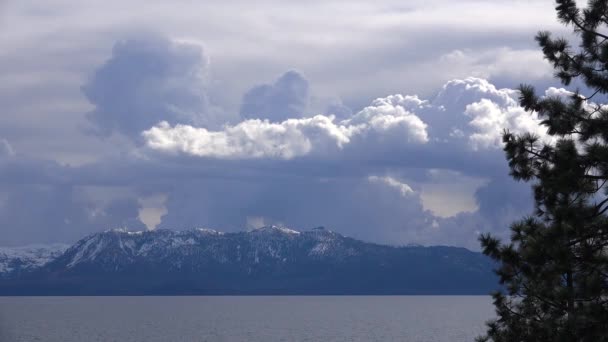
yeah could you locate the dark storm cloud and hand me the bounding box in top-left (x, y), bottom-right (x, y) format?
top-left (158, 175), bottom-right (434, 244)
top-left (240, 70), bottom-right (310, 122)
top-left (0, 145), bottom-right (146, 246)
top-left (0, 181), bottom-right (145, 246)
top-left (81, 34), bottom-right (216, 140)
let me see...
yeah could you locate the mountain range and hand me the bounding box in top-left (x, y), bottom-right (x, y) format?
top-left (0, 226), bottom-right (498, 295)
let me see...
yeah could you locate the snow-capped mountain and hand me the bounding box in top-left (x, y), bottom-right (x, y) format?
top-left (56, 226), bottom-right (357, 271)
top-left (0, 244), bottom-right (68, 278)
top-left (0, 226), bottom-right (498, 295)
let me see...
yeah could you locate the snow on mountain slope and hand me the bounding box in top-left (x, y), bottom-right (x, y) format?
top-left (0, 244), bottom-right (69, 276)
top-left (56, 226), bottom-right (342, 269)
top-left (0, 226), bottom-right (498, 295)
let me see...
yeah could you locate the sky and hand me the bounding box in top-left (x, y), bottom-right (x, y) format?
top-left (0, 0), bottom-right (573, 249)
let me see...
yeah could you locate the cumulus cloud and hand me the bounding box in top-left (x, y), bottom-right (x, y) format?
top-left (0, 0), bottom-right (573, 249)
top-left (143, 95), bottom-right (429, 159)
top-left (465, 99), bottom-right (546, 149)
top-left (81, 34), bottom-right (217, 140)
top-left (0, 73), bottom-right (553, 248)
top-left (240, 70), bottom-right (310, 122)
top-left (140, 77), bottom-right (553, 248)
top-left (142, 116), bottom-right (349, 159)
top-left (423, 77), bottom-right (550, 149)
top-left (346, 94), bottom-right (429, 141)
top-left (425, 77), bottom-right (520, 139)
top-left (143, 77), bottom-right (554, 162)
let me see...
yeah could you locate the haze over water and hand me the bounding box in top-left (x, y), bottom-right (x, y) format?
top-left (0, 296), bottom-right (492, 342)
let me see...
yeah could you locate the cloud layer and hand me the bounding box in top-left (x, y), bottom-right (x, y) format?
top-left (0, 60), bottom-right (556, 248)
top-left (0, 0), bottom-right (568, 249)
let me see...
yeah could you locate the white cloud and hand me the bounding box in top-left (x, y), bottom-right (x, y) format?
top-left (544, 86), bottom-right (607, 115)
top-left (544, 87), bottom-right (574, 99)
top-left (348, 94), bottom-right (429, 143)
top-left (143, 94), bottom-right (429, 159)
top-left (143, 116), bottom-right (350, 159)
top-left (142, 76), bottom-right (560, 166)
top-left (465, 99), bottom-right (548, 149)
top-left (433, 77), bottom-right (518, 110)
top-left (424, 77), bottom-right (551, 150)
top-left (368, 175), bottom-right (415, 197)
top-left (459, 81), bottom-right (565, 150)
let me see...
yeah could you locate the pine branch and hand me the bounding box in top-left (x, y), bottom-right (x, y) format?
top-left (570, 13), bottom-right (608, 41)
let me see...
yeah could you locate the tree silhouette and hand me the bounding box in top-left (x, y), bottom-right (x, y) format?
top-left (478, 1), bottom-right (608, 341)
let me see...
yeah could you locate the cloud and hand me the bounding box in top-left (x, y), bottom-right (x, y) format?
top-left (143, 77), bottom-right (550, 164)
top-left (368, 176), bottom-right (415, 197)
top-left (0, 146), bottom-right (147, 246)
top-left (138, 77), bottom-right (551, 248)
top-left (324, 99), bottom-right (353, 120)
top-left (142, 76), bottom-right (562, 248)
top-left (418, 169), bottom-right (488, 218)
top-left (0, 0), bottom-right (575, 249)
top-left (240, 70), bottom-right (310, 122)
top-left (438, 48), bottom-right (552, 83)
top-left (81, 34), bottom-right (217, 140)
top-left (421, 77), bottom-right (550, 149)
top-left (0, 71), bottom-right (552, 249)
top-left (143, 94), bottom-right (428, 159)
top-left (346, 94), bottom-right (429, 142)
top-left (0, 182), bottom-right (146, 246)
top-left (157, 175), bottom-right (434, 245)
top-left (0, 0), bottom-right (565, 168)
top-left (0, 139), bottom-right (15, 157)
top-left (142, 116), bottom-right (349, 159)
top-left (465, 99), bottom-right (544, 149)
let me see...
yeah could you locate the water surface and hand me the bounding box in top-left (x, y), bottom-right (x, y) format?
top-left (0, 296), bottom-right (493, 342)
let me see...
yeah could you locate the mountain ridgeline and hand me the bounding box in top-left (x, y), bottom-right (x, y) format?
top-left (0, 226), bottom-right (498, 295)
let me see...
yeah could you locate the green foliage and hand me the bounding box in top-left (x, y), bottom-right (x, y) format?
top-left (478, 1), bottom-right (608, 341)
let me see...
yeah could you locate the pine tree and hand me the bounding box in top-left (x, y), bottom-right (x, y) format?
top-left (477, 1), bottom-right (608, 341)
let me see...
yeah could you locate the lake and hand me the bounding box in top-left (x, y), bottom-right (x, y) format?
top-left (0, 296), bottom-right (493, 341)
